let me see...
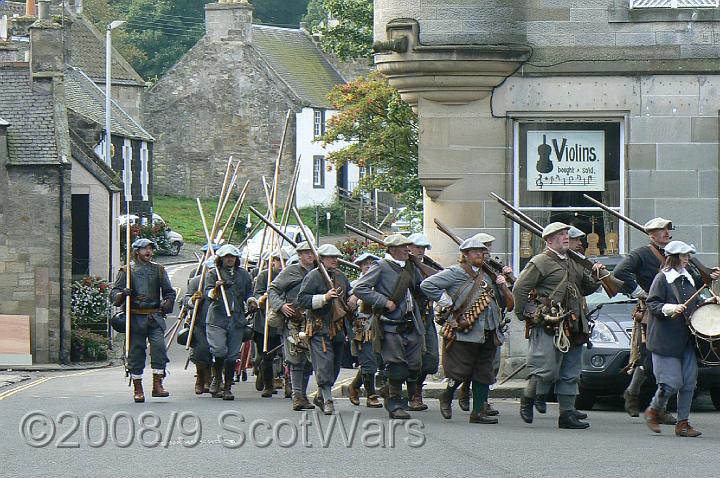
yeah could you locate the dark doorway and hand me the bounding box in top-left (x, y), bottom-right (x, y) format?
top-left (72, 194), bottom-right (90, 277)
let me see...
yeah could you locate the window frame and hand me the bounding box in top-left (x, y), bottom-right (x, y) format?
top-left (313, 155), bottom-right (325, 189)
top-left (511, 118), bottom-right (626, 273)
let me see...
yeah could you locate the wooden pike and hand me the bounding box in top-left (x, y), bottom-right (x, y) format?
top-left (197, 198), bottom-right (232, 317)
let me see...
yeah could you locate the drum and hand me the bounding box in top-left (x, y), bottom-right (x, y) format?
top-left (688, 303), bottom-right (720, 366)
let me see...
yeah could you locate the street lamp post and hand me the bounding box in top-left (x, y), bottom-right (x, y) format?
top-left (104, 20), bottom-right (126, 168)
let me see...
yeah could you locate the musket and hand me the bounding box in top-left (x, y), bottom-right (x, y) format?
top-left (249, 206), bottom-right (360, 271)
top-left (344, 223), bottom-right (441, 277)
top-left (292, 207), bottom-right (350, 324)
top-left (433, 218), bottom-right (516, 285)
top-left (500, 208), bottom-right (624, 298)
top-left (582, 194), bottom-right (716, 285)
top-left (432, 218), bottom-right (514, 311)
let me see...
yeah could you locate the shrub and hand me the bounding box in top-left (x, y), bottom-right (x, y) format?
top-left (71, 276), bottom-right (111, 329)
top-left (71, 329), bottom-right (109, 362)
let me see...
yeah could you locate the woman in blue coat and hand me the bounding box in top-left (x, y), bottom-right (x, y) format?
top-left (645, 240), bottom-right (715, 437)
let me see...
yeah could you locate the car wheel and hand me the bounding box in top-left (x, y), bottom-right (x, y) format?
top-left (575, 389), bottom-right (595, 410)
top-left (710, 388), bottom-right (720, 411)
top-left (169, 242), bottom-right (181, 256)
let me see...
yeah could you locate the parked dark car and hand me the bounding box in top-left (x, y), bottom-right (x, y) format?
top-left (577, 256), bottom-right (720, 410)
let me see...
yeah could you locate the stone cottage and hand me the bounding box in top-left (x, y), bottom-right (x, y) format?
top-left (144, 0), bottom-right (361, 208)
top-left (0, 2), bottom-right (152, 364)
top-left (373, 0), bottom-right (720, 379)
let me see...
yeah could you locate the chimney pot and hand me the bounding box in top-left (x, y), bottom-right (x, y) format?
top-left (37, 0), bottom-right (50, 21)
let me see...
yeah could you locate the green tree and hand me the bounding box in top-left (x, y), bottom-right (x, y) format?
top-left (253, 0), bottom-right (310, 27)
top-left (303, 0), bottom-right (373, 61)
top-left (320, 72), bottom-right (420, 210)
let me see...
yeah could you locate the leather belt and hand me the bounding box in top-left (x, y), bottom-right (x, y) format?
top-left (133, 308), bottom-right (161, 315)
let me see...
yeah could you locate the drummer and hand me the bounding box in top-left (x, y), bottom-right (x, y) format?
top-left (644, 240), bottom-right (715, 437)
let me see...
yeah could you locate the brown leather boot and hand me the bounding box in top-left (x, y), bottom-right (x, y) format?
top-left (292, 394), bottom-right (305, 411)
top-left (658, 409), bottom-right (677, 425)
top-left (284, 375), bottom-right (292, 399)
top-left (644, 407), bottom-right (661, 433)
top-left (363, 374), bottom-right (382, 408)
top-left (482, 401), bottom-right (500, 416)
top-left (194, 364), bottom-right (206, 395)
top-left (409, 383), bottom-right (428, 411)
top-left (348, 370), bottom-right (362, 406)
top-left (675, 419), bottom-right (701, 437)
top-left (209, 361), bottom-right (224, 398)
top-left (366, 394), bottom-right (382, 408)
top-left (623, 390), bottom-right (640, 417)
top-left (132, 379), bottom-right (145, 403)
top-left (152, 373), bottom-right (170, 398)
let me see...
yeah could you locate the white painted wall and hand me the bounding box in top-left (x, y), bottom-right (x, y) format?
top-left (70, 157), bottom-right (118, 280)
top-left (295, 107), bottom-right (360, 207)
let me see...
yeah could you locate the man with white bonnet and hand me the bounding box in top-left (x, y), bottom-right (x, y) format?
top-left (347, 252), bottom-right (384, 408)
top-left (297, 244), bottom-right (356, 415)
top-left (204, 244), bottom-right (257, 400)
top-left (352, 234), bottom-right (425, 419)
top-left (269, 241), bottom-right (317, 411)
top-left (421, 236), bottom-right (509, 424)
top-left (253, 249), bottom-right (289, 398)
top-left (512, 222), bottom-right (603, 429)
top-left (456, 231), bottom-right (514, 417)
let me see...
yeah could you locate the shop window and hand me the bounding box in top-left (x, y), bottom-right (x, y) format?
top-left (513, 121), bottom-right (624, 271)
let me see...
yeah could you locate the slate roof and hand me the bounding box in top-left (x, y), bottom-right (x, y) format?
top-left (0, 2), bottom-right (144, 85)
top-left (65, 11), bottom-right (144, 86)
top-left (69, 128), bottom-right (121, 192)
top-left (0, 63), bottom-right (59, 165)
top-left (64, 67), bottom-right (154, 142)
top-left (251, 25), bottom-right (345, 109)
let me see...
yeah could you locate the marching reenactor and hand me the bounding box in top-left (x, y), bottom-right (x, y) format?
top-left (297, 244), bottom-right (356, 415)
top-left (613, 217), bottom-right (677, 421)
top-left (347, 253), bottom-right (383, 408)
top-left (181, 259), bottom-right (214, 395)
top-left (420, 237), bottom-right (508, 424)
top-left (204, 244), bottom-right (257, 401)
top-left (253, 250), bottom-right (287, 398)
top-left (111, 238), bottom-right (176, 403)
top-left (512, 222), bottom-right (603, 429)
top-left (269, 242), bottom-right (316, 411)
top-left (455, 232), bottom-right (512, 417)
top-left (352, 234), bottom-right (425, 419)
top-left (644, 241), bottom-right (713, 437)
top-left (407, 233), bottom-right (440, 411)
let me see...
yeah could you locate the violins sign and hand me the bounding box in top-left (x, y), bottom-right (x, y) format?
top-left (526, 130), bottom-right (605, 192)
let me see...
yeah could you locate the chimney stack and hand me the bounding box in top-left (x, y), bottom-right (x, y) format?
top-left (26, 0), bottom-right (37, 17)
top-left (29, 0), bottom-right (64, 76)
top-left (205, 0), bottom-right (253, 43)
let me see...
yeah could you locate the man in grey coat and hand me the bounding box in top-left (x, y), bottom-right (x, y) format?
top-left (352, 234), bottom-right (425, 419)
top-left (297, 244), bottom-right (356, 415)
top-left (513, 222), bottom-right (602, 429)
top-left (269, 241), bottom-right (317, 411)
top-left (204, 244), bottom-right (257, 400)
top-left (421, 237), bottom-right (508, 424)
top-left (111, 238), bottom-right (176, 403)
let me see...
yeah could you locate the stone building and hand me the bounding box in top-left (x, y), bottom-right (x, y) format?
top-left (373, 0), bottom-right (720, 375)
top-left (144, 0), bottom-right (361, 206)
top-left (0, 2), bottom-right (136, 364)
top-left (1, 0), bottom-right (146, 120)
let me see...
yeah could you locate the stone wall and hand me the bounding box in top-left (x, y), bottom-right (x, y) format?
top-left (374, 0), bottom-right (720, 65)
top-left (143, 38), bottom-right (298, 203)
top-left (0, 165), bottom-right (72, 363)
